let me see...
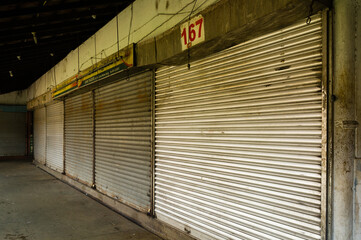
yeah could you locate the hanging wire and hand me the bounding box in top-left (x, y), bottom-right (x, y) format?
top-left (306, 0), bottom-right (315, 24)
top-left (53, 0), bottom-right (209, 86)
top-left (187, 0), bottom-right (198, 70)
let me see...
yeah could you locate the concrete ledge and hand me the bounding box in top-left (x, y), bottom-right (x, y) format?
top-left (34, 161), bottom-right (195, 240)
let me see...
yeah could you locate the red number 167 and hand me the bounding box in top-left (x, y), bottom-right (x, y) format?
top-left (181, 18), bottom-right (203, 46)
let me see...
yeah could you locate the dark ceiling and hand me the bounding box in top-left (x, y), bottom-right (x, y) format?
top-left (0, 0), bottom-right (134, 94)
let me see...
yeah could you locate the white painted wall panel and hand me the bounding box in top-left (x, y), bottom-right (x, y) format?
top-left (0, 91), bottom-right (27, 105)
top-left (55, 50), bottom-right (79, 83)
top-left (79, 36), bottom-right (96, 71)
top-left (96, 18), bottom-right (118, 60)
top-left (27, 0), bottom-right (221, 99)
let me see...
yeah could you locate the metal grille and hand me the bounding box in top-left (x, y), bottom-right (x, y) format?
top-left (94, 71), bottom-right (152, 212)
top-left (155, 15), bottom-right (324, 240)
top-left (65, 92), bottom-right (93, 186)
top-left (46, 101), bottom-right (64, 172)
top-left (34, 107), bottom-right (46, 164)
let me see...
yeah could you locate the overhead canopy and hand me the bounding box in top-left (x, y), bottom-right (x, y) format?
top-left (0, 0), bottom-right (134, 94)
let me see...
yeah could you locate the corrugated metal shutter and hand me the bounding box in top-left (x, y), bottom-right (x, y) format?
top-left (155, 15), bottom-right (324, 239)
top-left (65, 92), bottom-right (93, 186)
top-left (0, 112), bottom-right (26, 156)
top-left (34, 107), bottom-right (46, 164)
top-left (94, 71), bottom-right (152, 212)
top-left (46, 101), bottom-right (64, 172)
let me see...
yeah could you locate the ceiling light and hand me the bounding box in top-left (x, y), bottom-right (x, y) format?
top-left (31, 32), bottom-right (38, 44)
top-left (91, 14), bottom-right (96, 20)
top-left (50, 53), bottom-right (54, 57)
top-left (17, 56), bottom-right (21, 60)
top-left (9, 71), bottom-right (13, 77)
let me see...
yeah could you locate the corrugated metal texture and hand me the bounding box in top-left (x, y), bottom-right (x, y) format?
top-left (94, 71), bottom-right (152, 212)
top-left (155, 15), bottom-right (324, 240)
top-left (34, 107), bottom-right (46, 164)
top-left (0, 112), bottom-right (26, 156)
top-left (65, 92), bottom-right (93, 185)
top-left (46, 101), bottom-right (64, 172)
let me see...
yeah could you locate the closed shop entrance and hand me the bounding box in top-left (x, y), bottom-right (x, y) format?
top-left (46, 101), bottom-right (64, 173)
top-left (94, 71), bottom-right (152, 212)
top-left (64, 92), bottom-right (93, 186)
top-left (155, 14), bottom-right (326, 239)
top-left (34, 107), bottom-right (46, 164)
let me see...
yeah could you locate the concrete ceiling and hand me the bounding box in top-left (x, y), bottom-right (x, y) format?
top-left (0, 0), bottom-right (134, 94)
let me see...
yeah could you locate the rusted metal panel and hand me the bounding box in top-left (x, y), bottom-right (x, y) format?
top-left (46, 101), bottom-right (64, 173)
top-left (64, 92), bottom-right (93, 186)
top-left (34, 107), bottom-right (46, 164)
top-left (155, 14), bottom-right (324, 240)
top-left (94, 71), bottom-right (152, 212)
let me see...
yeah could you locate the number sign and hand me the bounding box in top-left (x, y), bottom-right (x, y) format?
top-left (180, 15), bottom-right (205, 51)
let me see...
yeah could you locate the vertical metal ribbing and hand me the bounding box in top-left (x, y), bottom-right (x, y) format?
top-left (63, 98), bottom-right (66, 174)
top-left (92, 89), bottom-right (96, 189)
top-left (151, 69), bottom-right (156, 216)
top-left (44, 105), bottom-right (47, 166)
top-left (321, 9), bottom-right (330, 240)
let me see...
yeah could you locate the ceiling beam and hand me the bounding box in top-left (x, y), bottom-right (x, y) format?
top-left (0, 0), bottom-right (130, 19)
top-left (0, 21), bottom-right (106, 43)
top-left (0, 10), bottom-right (114, 32)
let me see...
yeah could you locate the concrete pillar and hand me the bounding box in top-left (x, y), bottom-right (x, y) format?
top-left (333, 0), bottom-right (357, 239)
top-left (354, 0), bottom-right (361, 239)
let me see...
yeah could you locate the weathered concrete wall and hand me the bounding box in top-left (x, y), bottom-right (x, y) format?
top-left (0, 90), bottom-right (27, 105)
top-left (26, 0), bottom-right (220, 101)
top-left (333, 0), bottom-right (357, 239)
top-left (136, 0), bottom-right (325, 65)
top-left (27, 0), bottom-right (330, 104)
top-left (354, 0), bottom-right (361, 239)
top-left (137, 0), bottom-right (328, 66)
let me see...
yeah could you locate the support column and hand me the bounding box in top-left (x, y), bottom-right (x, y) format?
top-left (333, 0), bottom-right (357, 239)
top-left (354, 0), bottom-right (361, 239)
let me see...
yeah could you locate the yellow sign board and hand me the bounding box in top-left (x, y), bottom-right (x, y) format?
top-left (52, 44), bottom-right (134, 99)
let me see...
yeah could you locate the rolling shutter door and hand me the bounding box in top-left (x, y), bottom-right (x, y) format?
top-left (34, 107), bottom-right (46, 164)
top-left (95, 72), bottom-right (152, 212)
top-left (46, 101), bottom-right (64, 172)
top-left (155, 15), bottom-right (324, 240)
top-left (0, 112), bottom-right (26, 156)
top-left (65, 92), bottom-right (93, 186)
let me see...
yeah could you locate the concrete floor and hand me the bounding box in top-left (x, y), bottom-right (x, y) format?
top-left (0, 159), bottom-right (162, 240)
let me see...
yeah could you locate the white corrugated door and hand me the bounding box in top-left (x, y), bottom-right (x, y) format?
top-left (46, 101), bottom-right (64, 172)
top-left (65, 92), bottom-right (93, 186)
top-left (155, 15), bottom-right (325, 240)
top-left (34, 107), bottom-right (46, 164)
top-left (95, 72), bottom-right (152, 212)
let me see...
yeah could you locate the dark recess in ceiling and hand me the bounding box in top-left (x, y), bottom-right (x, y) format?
top-left (0, 0), bottom-right (134, 94)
